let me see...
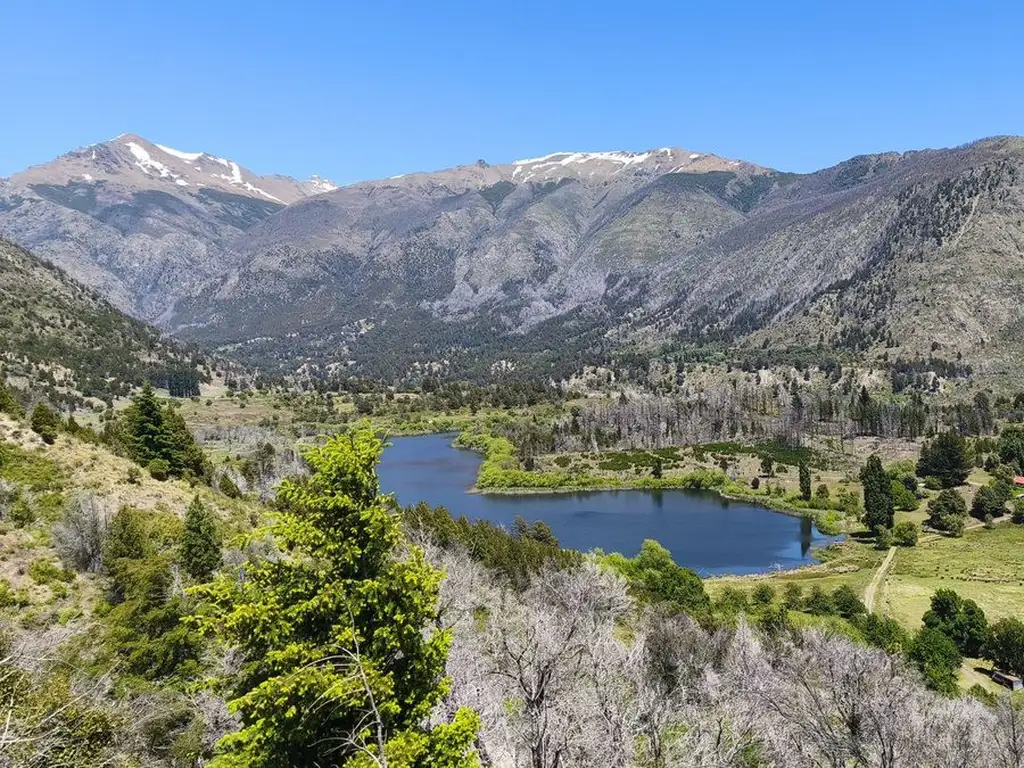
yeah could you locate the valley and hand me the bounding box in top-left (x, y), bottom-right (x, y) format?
top-left (3, 133), bottom-right (1024, 766)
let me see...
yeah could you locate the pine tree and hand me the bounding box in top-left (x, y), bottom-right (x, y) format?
top-left (122, 382), bottom-right (170, 467)
top-left (798, 461), bottom-right (812, 501)
top-left (180, 496), bottom-right (221, 581)
top-left (916, 431), bottom-right (970, 488)
top-left (191, 428), bottom-right (479, 767)
top-left (30, 402), bottom-right (60, 444)
top-left (861, 454), bottom-right (894, 531)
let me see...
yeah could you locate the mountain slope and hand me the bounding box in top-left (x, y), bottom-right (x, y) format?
top-left (0, 135), bottom-right (336, 322)
top-left (0, 237), bottom-right (209, 403)
top-left (169, 138), bottom-right (1024, 384)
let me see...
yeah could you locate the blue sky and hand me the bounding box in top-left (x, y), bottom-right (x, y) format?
top-left (1, 0), bottom-right (1021, 182)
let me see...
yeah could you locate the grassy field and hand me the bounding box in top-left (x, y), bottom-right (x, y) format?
top-left (879, 523), bottom-right (1024, 629)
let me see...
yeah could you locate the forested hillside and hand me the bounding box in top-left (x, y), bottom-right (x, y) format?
top-left (0, 237), bottom-right (214, 406)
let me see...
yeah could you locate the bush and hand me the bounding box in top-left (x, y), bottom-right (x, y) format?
top-left (971, 485), bottom-right (1006, 520)
top-left (874, 525), bottom-right (893, 550)
top-left (8, 497), bottom-right (35, 528)
top-left (892, 521), bottom-right (919, 547)
top-left (53, 495), bottom-right (108, 573)
top-left (148, 459), bottom-right (170, 482)
top-left (783, 583), bottom-right (804, 611)
top-left (126, 465), bottom-right (141, 485)
top-left (750, 477), bottom-right (760, 490)
top-left (923, 476), bottom-right (943, 491)
top-left (751, 583), bottom-right (776, 607)
top-left (30, 403), bottom-right (60, 445)
top-left (218, 473), bottom-right (242, 499)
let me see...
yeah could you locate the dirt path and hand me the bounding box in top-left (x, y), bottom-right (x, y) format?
top-left (864, 546), bottom-right (896, 614)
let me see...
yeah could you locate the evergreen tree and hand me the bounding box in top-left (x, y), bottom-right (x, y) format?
top-left (30, 403), bottom-right (60, 445)
top-left (860, 455), bottom-right (894, 530)
top-left (916, 431), bottom-right (970, 488)
top-left (192, 428), bottom-right (478, 767)
top-left (180, 496), bottom-right (221, 581)
top-left (122, 382), bottom-right (170, 467)
top-left (798, 461), bottom-right (812, 501)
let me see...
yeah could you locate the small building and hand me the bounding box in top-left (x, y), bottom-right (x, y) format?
top-left (1014, 476), bottom-right (1024, 487)
top-left (992, 670), bottom-right (1023, 691)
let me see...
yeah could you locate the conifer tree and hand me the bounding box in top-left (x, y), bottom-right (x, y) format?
top-left (30, 402), bottom-right (60, 444)
top-left (798, 461), bottom-right (812, 501)
top-left (180, 496), bottom-right (221, 581)
top-left (191, 427), bottom-right (479, 767)
top-left (861, 454), bottom-right (894, 530)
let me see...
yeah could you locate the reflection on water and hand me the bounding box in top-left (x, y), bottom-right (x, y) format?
top-left (378, 433), bottom-right (840, 576)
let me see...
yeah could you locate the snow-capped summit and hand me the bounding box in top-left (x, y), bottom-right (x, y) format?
top-left (11, 134), bottom-right (333, 206)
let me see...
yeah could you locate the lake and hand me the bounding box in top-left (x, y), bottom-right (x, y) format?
top-left (378, 433), bottom-right (837, 576)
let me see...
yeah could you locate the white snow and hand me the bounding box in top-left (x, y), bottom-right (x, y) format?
top-left (82, 173), bottom-right (93, 181)
top-left (308, 175), bottom-right (338, 192)
top-left (689, 153), bottom-right (701, 159)
top-left (124, 140), bottom-right (190, 186)
top-left (156, 143), bottom-right (203, 162)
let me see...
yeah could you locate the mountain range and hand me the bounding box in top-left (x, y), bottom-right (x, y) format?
top-left (3, 133), bottom-right (1024, 383)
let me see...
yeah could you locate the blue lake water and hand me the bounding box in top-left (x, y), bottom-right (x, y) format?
top-left (377, 433), bottom-right (837, 576)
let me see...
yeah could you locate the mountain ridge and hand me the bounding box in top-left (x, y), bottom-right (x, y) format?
top-left (4, 134), bottom-right (1024, 384)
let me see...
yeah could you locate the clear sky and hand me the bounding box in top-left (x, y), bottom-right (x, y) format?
top-left (1, 0), bottom-right (1021, 182)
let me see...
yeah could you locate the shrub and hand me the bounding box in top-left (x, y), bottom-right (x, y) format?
top-left (923, 476), bottom-right (943, 491)
top-left (218, 473), bottom-right (242, 499)
top-left (8, 497), bottom-right (35, 528)
top-left (892, 521), bottom-right (919, 547)
top-left (805, 585), bottom-right (833, 615)
top-left (751, 583), bottom-right (776, 607)
top-left (874, 525), bottom-right (893, 550)
top-left (126, 465), bottom-right (141, 485)
top-left (750, 477), bottom-right (760, 490)
top-left (148, 459), bottom-right (170, 482)
top-left (30, 403), bottom-right (61, 444)
top-left (783, 583), bottom-right (804, 610)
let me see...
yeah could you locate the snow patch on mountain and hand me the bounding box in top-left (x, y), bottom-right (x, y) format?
top-left (156, 144), bottom-right (203, 162)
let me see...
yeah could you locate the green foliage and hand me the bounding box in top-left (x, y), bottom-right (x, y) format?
top-left (860, 455), bottom-right (894, 530)
top-left (926, 489), bottom-right (968, 535)
top-left (910, 627), bottom-right (962, 695)
top-left (605, 539), bottom-right (710, 617)
top-left (103, 506), bottom-right (150, 597)
top-left (830, 584), bottom-right (866, 620)
top-left (997, 426), bottom-right (1024, 474)
top-left (804, 586), bottom-right (833, 616)
top-left (759, 455), bottom-right (774, 477)
top-left (147, 458), bottom-right (170, 481)
top-left (218, 473), bottom-right (242, 499)
top-left (798, 461), bottom-right (811, 501)
top-left (102, 556), bottom-right (204, 681)
top-left (403, 502), bottom-right (580, 590)
top-left (180, 496), bottom-right (221, 581)
top-left (890, 479), bottom-right (918, 512)
top-left (30, 402), bottom-right (61, 444)
top-left (27, 557), bottom-right (73, 586)
top-left (917, 431), bottom-right (970, 488)
top-left (922, 588), bottom-right (989, 657)
top-left (863, 613), bottom-right (911, 654)
top-left (971, 484), bottom-right (1007, 520)
top-left (191, 428), bottom-right (478, 768)
top-left (108, 382), bottom-right (210, 481)
top-left (891, 521), bottom-right (919, 547)
top-left (874, 525), bottom-right (893, 550)
top-left (987, 617), bottom-right (1024, 676)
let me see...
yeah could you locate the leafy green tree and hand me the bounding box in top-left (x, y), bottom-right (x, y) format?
top-left (911, 627), bottom-right (962, 695)
top-left (804, 585), bottom-right (833, 615)
top-left (798, 462), bottom-right (812, 501)
top-left (751, 583), bottom-right (776, 608)
top-left (830, 584), bottom-right (866, 620)
top-left (971, 485), bottom-right (1006, 520)
top-left (891, 521), bottom-right (919, 547)
top-left (860, 455), bottom-right (894, 531)
top-left (917, 431), bottom-right (970, 488)
top-left (1014, 497), bottom-right (1024, 525)
top-left (890, 480), bottom-right (918, 512)
top-left (191, 429), bottom-right (478, 768)
top-left (813, 483), bottom-right (830, 508)
top-left (782, 582), bottom-right (804, 611)
top-left (181, 496), bottom-right (221, 581)
top-left (997, 426), bottom-right (1024, 474)
top-left (987, 617), bottom-right (1024, 676)
top-left (30, 403), bottom-right (60, 445)
top-left (923, 589), bottom-right (989, 657)
top-left (863, 613), bottom-right (911, 654)
top-left (926, 489), bottom-right (968, 535)
top-left (607, 539), bottom-right (710, 616)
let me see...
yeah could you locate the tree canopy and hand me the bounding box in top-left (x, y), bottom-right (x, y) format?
top-left (191, 427), bottom-right (479, 768)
